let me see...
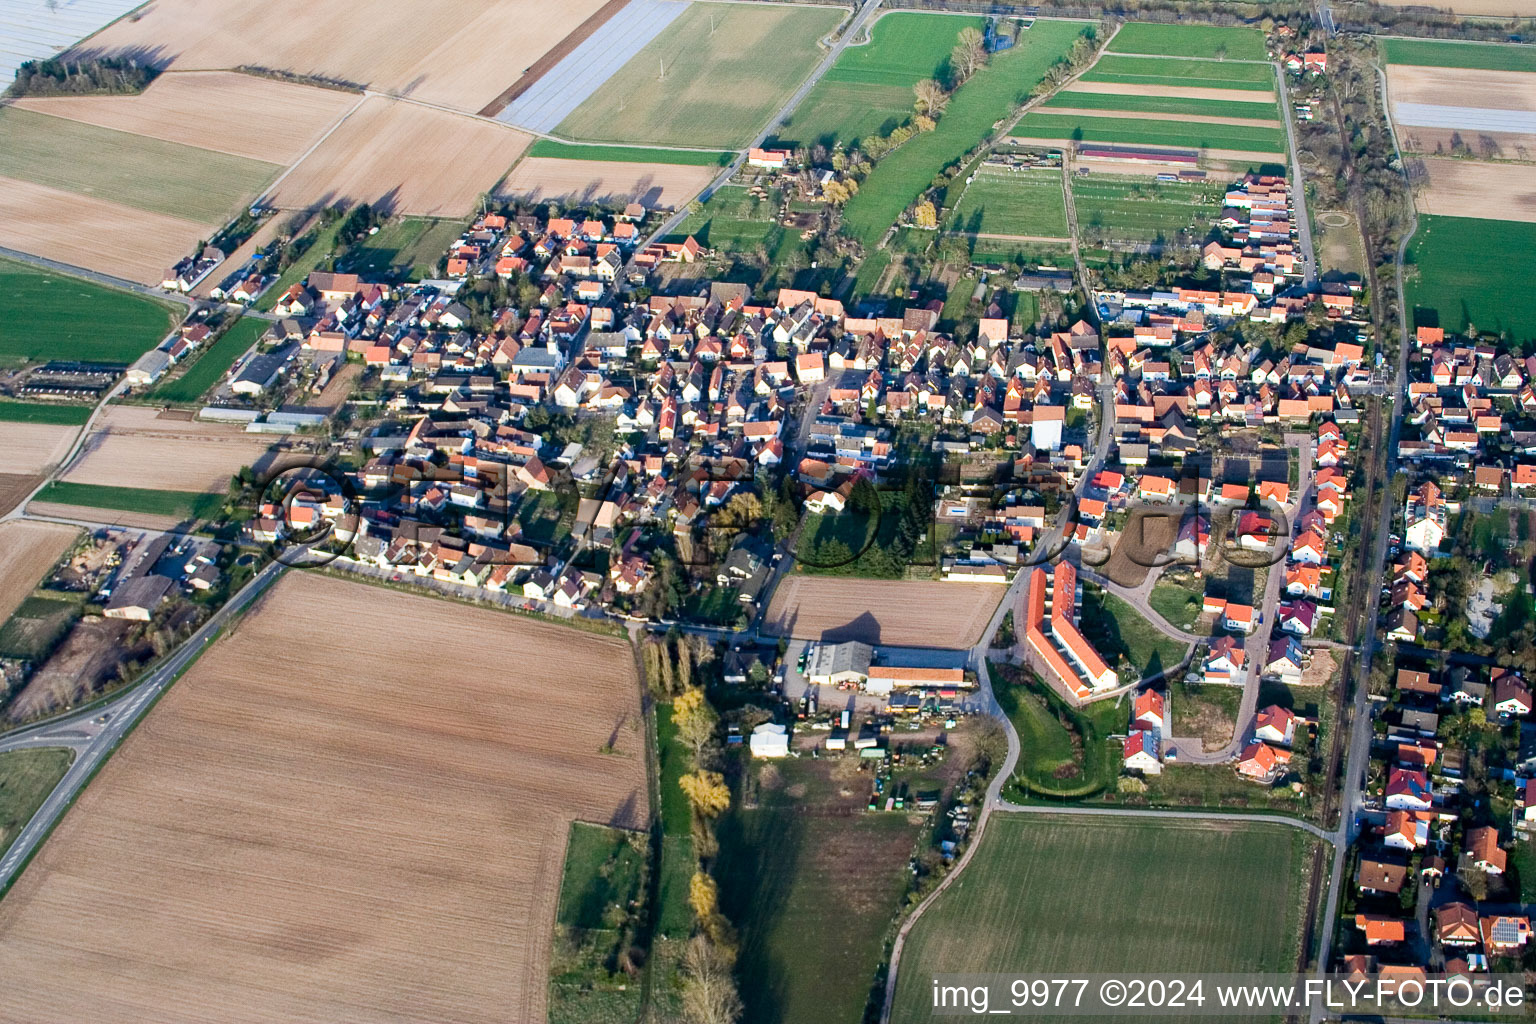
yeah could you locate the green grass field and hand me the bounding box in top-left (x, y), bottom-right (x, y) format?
top-left (526, 139), bottom-right (736, 165)
top-left (0, 402), bottom-right (92, 425)
top-left (774, 12), bottom-right (987, 149)
top-left (843, 20), bottom-right (1093, 245)
top-left (991, 662), bottom-right (1123, 798)
top-left (1150, 577), bottom-right (1204, 631)
top-left (1382, 37), bottom-right (1536, 72)
top-left (888, 814), bottom-right (1314, 1024)
top-left (147, 317), bottom-right (267, 405)
top-left (1081, 587), bottom-right (1188, 680)
top-left (0, 748), bottom-right (73, 861)
top-left (663, 184), bottom-right (780, 250)
top-left (1073, 175), bottom-right (1227, 244)
top-left (717, 757), bottom-right (922, 1024)
top-left (1015, 112), bottom-right (1286, 154)
top-left (337, 217), bottom-right (465, 282)
top-left (0, 108), bottom-right (279, 223)
top-left (1080, 54), bottom-right (1276, 92)
top-left (1108, 23), bottom-right (1267, 61)
top-left (556, 3), bottom-right (843, 148)
top-left (36, 481), bottom-right (225, 520)
top-left (947, 166), bottom-right (1070, 238)
top-left (1047, 89), bottom-right (1280, 122)
top-left (0, 258), bottom-right (176, 367)
top-left (1407, 215), bottom-right (1536, 341)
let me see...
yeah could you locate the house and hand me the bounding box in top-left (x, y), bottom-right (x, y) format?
top-left (749, 722), bottom-right (790, 758)
top-left (1385, 768), bottom-right (1433, 810)
top-left (1357, 853), bottom-right (1409, 895)
top-left (1237, 741), bottom-right (1290, 779)
top-left (1518, 778), bottom-right (1536, 829)
top-left (747, 147), bottom-right (790, 170)
top-left (1254, 705), bottom-right (1296, 745)
top-left (1395, 669), bottom-right (1441, 701)
top-left (1123, 729), bottom-right (1162, 774)
top-left (1383, 809), bottom-right (1430, 851)
top-left (1493, 673), bottom-right (1533, 717)
top-left (1355, 914), bottom-right (1406, 946)
top-left (1465, 826), bottom-right (1506, 874)
top-left (1133, 688), bottom-right (1166, 731)
top-left (1480, 915), bottom-right (1531, 955)
top-left (1223, 602), bottom-right (1257, 634)
top-left (1435, 902), bottom-right (1482, 947)
top-left (1403, 481), bottom-right (1446, 553)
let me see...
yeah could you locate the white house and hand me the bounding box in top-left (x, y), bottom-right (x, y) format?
top-left (1122, 728), bottom-right (1161, 774)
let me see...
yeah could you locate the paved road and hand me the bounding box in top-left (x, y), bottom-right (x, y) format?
top-left (0, 560), bottom-right (285, 893)
top-left (1274, 68), bottom-right (1321, 289)
top-left (636, 0), bottom-right (883, 256)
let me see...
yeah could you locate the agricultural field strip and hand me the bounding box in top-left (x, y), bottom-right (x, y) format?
top-left (1414, 159), bottom-right (1536, 224)
top-left (61, 406), bottom-right (284, 494)
top-left (0, 107), bottom-right (280, 224)
top-left (554, 3), bottom-right (844, 149)
top-left (1081, 55), bottom-right (1276, 91)
top-left (0, 0), bottom-right (145, 83)
top-left (1013, 112), bottom-right (1287, 153)
top-left (1103, 23), bottom-right (1268, 62)
top-left (11, 71), bottom-right (361, 165)
top-left (71, 0), bottom-right (613, 115)
top-left (1393, 103), bottom-right (1536, 134)
top-left (1382, 37), bottom-right (1536, 73)
top-left (1046, 89), bottom-right (1281, 122)
top-left (496, 0), bottom-right (691, 134)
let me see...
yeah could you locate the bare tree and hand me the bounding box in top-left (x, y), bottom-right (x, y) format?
top-left (951, 27), bottom-right (988, 85)
top-left (682, 936), bottom-right (743, 1024)
top-left (913, 78), bottom-right (949, 116)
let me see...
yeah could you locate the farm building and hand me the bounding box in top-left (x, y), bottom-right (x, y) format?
top-left (806, 641), bottom-right (873, 686)
top-left (863, 666), bottom-right (968, 697)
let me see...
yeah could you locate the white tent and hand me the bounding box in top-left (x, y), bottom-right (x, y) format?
top-left (748, 722), bottom-right (789, 758)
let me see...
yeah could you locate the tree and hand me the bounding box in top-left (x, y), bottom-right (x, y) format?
top-left (951, 27), bottom-right (988, 84)
top-left (680, 770), bottom-right (731, 817)
top-left (674, 688), bottom-right (719, 758)
top-left (913, 78), bottom-right (949, 116)
top-left (689, 871), bottom-right (719, 921)
top-left (681, 935), bottom-right (743, 1024)
top-left (914, 201), bottom-right (938, 230)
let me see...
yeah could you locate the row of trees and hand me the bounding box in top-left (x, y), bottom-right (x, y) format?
top-left (663, 650), bottom-right (746, 1024)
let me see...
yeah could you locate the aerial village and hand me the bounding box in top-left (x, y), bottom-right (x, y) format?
top-left (106, 150), bottom-right (1536, 985)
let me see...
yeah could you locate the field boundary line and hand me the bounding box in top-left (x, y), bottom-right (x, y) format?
top-left (250, 92), bottom-right (371, 211)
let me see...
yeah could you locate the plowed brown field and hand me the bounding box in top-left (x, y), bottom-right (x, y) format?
top-left (0, 177), bottom-right (207, 284)
top-left (764, 577), bottom-right (1001, 648)
top-left (267, 97), bottom-right (531, 217)
top-left (1064, 80), bottom-right (1275, 103)
top-left (61, 406), bottom-right (285, 492)
top-left (500, 156), bottom-right (716, 210)
top-left (1414, 157), bottom-right (1536, 222)
top-left (74, 0), bottom-right (608, 114)
top-left (12, 72), bottom-right (359, 164)
top-left (0, 571), bottom-right (647, 1024)
top-left (1386, 65), bottom-right (1536, 111)
top-left (0, 420), bottom-right (78, 476)
top-left (0, 521), bottom-right (76, 623)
